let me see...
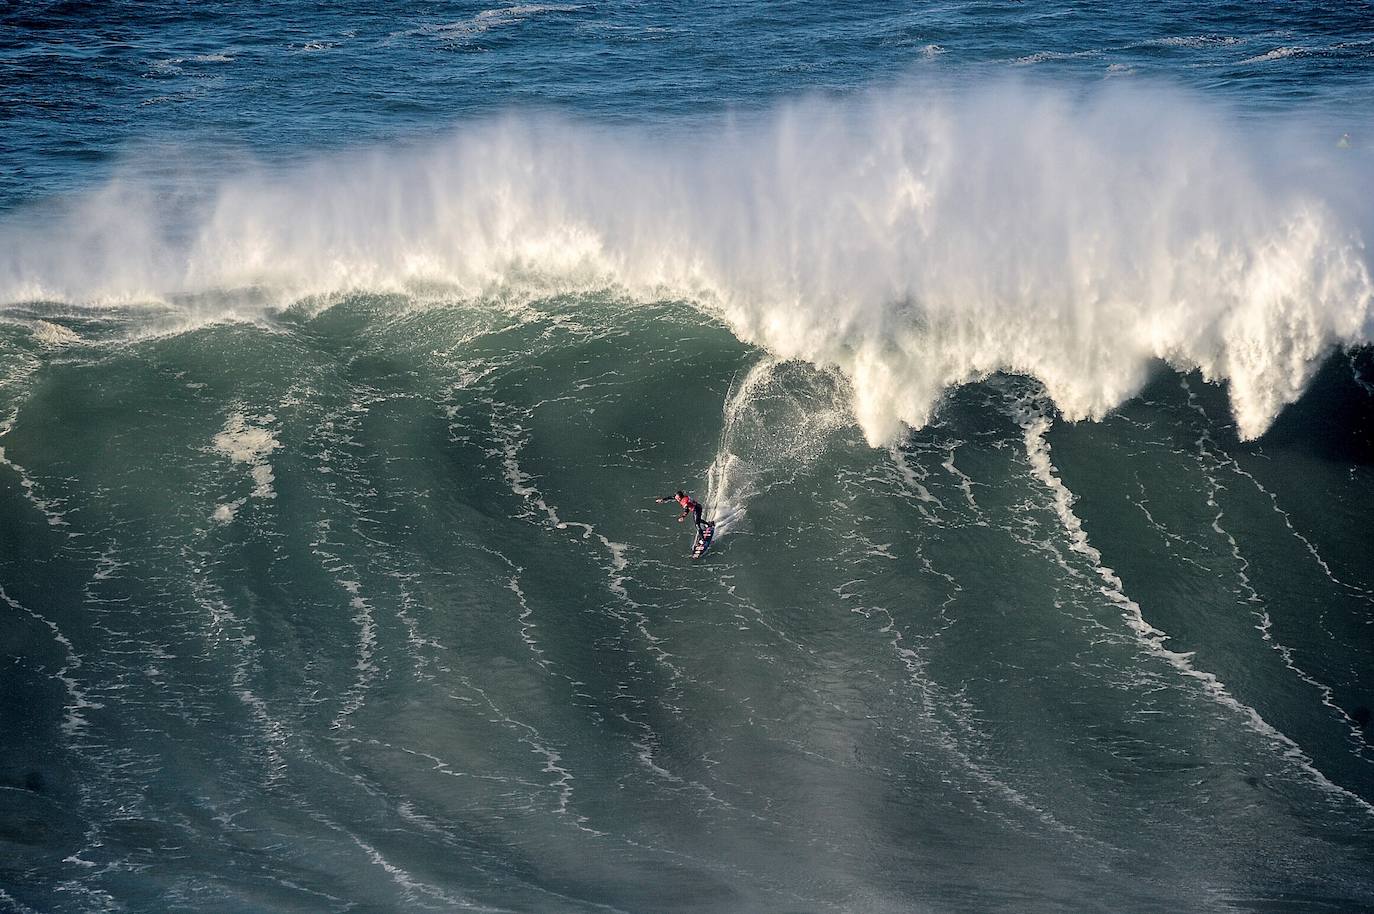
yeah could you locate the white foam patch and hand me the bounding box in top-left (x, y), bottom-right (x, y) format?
top-left (1137, 35), bottom-right (1241, 49)
top-left (388, 4), bottom-right (582, 46)
top-left (212, 411), bottom-right (280, 499)
top-left (1240, 46), bottom-right (1306, 64)
top-left (213, 412), bottom-right (279, 464)
top-left (30, 319), bottom-right (80, 347)
top-left (1012, 48), bottom-right (1104, 66)
top-left (250, 463), bottom-right (275, 497)
top-left (212, 499), bottom-right (242, 523)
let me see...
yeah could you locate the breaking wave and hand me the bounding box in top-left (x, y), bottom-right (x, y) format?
top-left (2, 80), bottom-right (1370, 445)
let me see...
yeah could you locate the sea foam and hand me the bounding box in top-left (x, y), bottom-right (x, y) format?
top-left (1, 81), bottom-right (1370, 445)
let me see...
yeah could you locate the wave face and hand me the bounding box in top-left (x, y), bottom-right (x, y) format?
top-left (2, 296), bottom-right (1374, 913)
top-left (3, 83), bottom-right (1371, 444)
top-left (5, 3), bottom-right (1374, 913)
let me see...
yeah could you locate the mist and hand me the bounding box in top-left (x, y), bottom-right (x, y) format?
top-left (2, 79), bottom-right (1370, 444)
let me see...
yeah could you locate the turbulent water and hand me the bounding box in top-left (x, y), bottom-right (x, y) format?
top-left (4, 2), bottom-right (1374, 912)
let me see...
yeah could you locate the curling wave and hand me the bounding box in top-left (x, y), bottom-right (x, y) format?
top-left (2, 80), bottom-right (1370, 444)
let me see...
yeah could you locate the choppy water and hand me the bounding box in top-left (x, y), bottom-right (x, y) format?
top-left (3, 2), bottom-right (1374, 912)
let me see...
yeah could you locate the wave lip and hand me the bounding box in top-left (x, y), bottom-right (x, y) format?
top-left (1, 80), bottom-right (1371, 445)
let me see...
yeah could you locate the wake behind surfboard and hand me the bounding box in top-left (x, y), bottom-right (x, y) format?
top-left (691, 522), bottom-right (716, 560)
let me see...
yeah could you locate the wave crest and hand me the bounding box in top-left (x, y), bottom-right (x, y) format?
top-left (2, 81), bottom-right (1370, 444)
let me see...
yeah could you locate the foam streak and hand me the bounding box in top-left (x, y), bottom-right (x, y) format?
top-left (1015, 393), bottom-right (1374, 818)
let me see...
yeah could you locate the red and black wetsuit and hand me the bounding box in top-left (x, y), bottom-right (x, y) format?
top-left (675, 493), bottom-right (704, 526)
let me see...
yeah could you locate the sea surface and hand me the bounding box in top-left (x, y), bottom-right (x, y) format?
top-left (3, 2), bottom-right (1374, 912)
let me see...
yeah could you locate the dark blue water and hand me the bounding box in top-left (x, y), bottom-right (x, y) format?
top-left (4, 1), bottom-right (1372, 206)
top-left (3, 3), bottom-right (1374, 912)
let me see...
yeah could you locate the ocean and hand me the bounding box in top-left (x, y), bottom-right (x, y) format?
top-left (2, 2), bottom-right (1374, 911)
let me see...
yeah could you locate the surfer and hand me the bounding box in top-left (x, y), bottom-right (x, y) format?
top-left (656, 490), bottom-right (717, 559)
top-left (657, 490), bottom-right (709, 532)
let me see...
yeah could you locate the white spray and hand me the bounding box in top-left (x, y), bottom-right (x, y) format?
top-left (2, 80), bottom-right (1370, 445)
top-left (704, 358), bottom-right (851, 536)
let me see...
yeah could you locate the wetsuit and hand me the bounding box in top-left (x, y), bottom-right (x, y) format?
top-left (663, 493), bottom-right (707, 529)
top-left (677, 493), bottom-right (703, 526)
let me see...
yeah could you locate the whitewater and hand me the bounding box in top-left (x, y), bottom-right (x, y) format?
top-left (3, 82), bottom-right (1371, 444)
top-left (3, 3), bottom-right (1374, 912)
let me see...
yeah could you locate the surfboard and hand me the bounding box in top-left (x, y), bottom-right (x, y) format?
top-left (691, 522), bottom-right (715, 560)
